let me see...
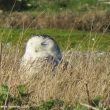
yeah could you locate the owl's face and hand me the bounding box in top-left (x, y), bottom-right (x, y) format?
top-left (24, 35), bottom-right (62, 62)
top-left (26, 36), bottom-right (55, 55)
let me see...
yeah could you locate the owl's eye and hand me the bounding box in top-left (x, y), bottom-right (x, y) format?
top-left (41, 42), bottom-right (47, 46)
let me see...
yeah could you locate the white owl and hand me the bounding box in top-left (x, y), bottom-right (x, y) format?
top-left (20, 35), bottom-right (62, 82)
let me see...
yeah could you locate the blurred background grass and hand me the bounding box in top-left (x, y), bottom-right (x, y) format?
top-left (0, 0), bottom-right (110, 51)
top-left (1, 0), bottom-right (110, 12)
top-left (0, 28), bottom-right (110, 51)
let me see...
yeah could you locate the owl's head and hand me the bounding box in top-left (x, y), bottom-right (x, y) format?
top-left (23, 35), bottom-right (62, 64)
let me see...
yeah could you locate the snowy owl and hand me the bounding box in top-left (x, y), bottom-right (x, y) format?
top-left (20, 35), bottom-right (62, 82)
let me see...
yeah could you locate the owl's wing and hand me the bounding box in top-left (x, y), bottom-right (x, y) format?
top-left (55, 45), bottom-right (62, 63)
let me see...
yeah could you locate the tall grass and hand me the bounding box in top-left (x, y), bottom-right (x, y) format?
top-left (0, 30), bottom-right (110, 109)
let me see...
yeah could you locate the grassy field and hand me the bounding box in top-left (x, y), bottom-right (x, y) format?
top-left (0, 27), bottom-right (110, 109)
top-left (0, 1), bottom-right (110, 109)
top-left (0, 27), bottom-right (110, 51)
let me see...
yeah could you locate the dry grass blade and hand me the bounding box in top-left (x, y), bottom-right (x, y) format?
top-left (0, 105), bottom-right (37, 109)
top-left (0, 42), bottom-right (3, 67)
top-left (80, 102), bottom-right (100, 110)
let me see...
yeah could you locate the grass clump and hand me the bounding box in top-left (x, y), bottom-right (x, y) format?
top-left (17, 84), bottom-right (28, 96)
top-left (0, 86), bottom-right (108, 110)
top-left (0, 85), bottom-right (8, 105)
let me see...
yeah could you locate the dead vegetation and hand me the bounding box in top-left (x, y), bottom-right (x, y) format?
top-left (1, 11), bottom-right (110, 32)
top-left (0, 42), bottom-right (110, 107)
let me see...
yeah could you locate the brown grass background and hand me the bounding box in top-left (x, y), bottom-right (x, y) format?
top-left (0, 10), bottom-right (110, 32)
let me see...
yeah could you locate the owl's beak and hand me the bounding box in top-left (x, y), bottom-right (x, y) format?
top-left (35, 46), bottom-right (41, 52)
top-left (35, 45), bottom-right (41, 52)
top-left (35, 49), bottom-right (38, 52)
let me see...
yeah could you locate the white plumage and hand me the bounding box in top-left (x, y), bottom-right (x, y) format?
top-left (20, 35), bottom-right (62, 82)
